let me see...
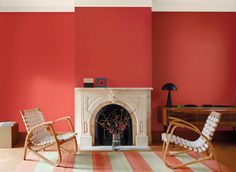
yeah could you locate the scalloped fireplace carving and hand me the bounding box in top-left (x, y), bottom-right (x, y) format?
top-left (75, 88), bottom-right (152, 149)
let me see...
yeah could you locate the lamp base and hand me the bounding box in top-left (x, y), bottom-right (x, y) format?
top-left (166, 90), bottom-right (172, 107)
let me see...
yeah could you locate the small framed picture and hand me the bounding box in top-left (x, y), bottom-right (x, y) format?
top-left (96, 78), bottom-right (107, 87)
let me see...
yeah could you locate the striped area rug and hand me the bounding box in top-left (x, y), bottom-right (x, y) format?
top-left (16, 151), bottom-right (232, 172)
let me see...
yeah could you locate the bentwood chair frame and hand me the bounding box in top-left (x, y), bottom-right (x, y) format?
top-left (162, 111), bottom-right (222, 172)
top-left (20, 108), bottom-right (78, 166)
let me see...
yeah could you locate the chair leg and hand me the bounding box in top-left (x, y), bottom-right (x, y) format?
top-left (168, 155), bottom-right (213, 169)
top-left (74, 137), bottom-right (78, 153)
top-left (163, 140), bottom-right (171, 166)
top-left (23, 135), bottom-right (31, 160)
top-left (55, 141), bottom-right (62, 166)
top-left (169, 149), bottom-right (191, 156)
top-left (23, 143), bottom-right (28, 160)
top-left (162, 142), bottom-right (166, 152)
top-left (210, 145), bottom-right (222, 172)
top-left (60, 145), bottom-right (71, 153)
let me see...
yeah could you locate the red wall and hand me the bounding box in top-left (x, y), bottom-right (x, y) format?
top-left (0, 13), bottom-right (76, 131)
top-left (75, 8), bottom-right (152, 87)
top-left (1, 11), bottom-right (236, 133)
top-left (152, 12), bottom-right (236, 131)
top-left (0, 8), bottom-right (152, 131)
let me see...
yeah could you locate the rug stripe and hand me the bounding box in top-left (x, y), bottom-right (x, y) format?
top-left (174, 153), bottom-right (212, 172)
top-left (53, 152), bottom-right (75, 172)
top-left (155, 151), bottom-right (194, 172)
top-left (139, 151), bottom-right (173, 172)
top-left (123, 151), bottom-right (153, 172)
top-left (16, 161), bottom-right (38, 172)
top-left (108, 152), bottom-right (133, 172)
top-left (15, 153), bottom-right (39, 172)
top-left (16, 151), bottom-right (231, 172)
top-left (33, 152), bottom-right (58, 172)
top-left (73, 152), bottom-right (93, 172)
top-left (187, 152), bottom-right (233, 172)
top-left (93, 152), bottom-right (112, 172)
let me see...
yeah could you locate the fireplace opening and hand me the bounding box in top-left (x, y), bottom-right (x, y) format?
top-left (95, 104), bottom-right (133, 146)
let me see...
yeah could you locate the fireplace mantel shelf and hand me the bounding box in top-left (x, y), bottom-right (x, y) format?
top-left (75, 87), bottom-right (153, 90)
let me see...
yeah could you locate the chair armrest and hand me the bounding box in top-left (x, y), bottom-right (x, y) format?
top-left (54, 116), bottom-right (71, 123)
top-left (53, 116), bottom-right (74, 132)
top-left (167, 116), bottom-right (201, 133)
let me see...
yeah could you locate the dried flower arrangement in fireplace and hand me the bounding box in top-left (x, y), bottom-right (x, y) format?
top-left (96, 108), bottom-right (131, 135)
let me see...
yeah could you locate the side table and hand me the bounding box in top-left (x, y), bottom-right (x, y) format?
top-left (0, 123), bottom-right (18, 148)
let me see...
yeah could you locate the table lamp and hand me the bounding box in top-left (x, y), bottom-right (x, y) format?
top-left (162, 83), bottom-right (177, 107)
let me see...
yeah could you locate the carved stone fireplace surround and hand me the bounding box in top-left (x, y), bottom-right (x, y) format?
top-left (75, 87), bottom-right (152, 150)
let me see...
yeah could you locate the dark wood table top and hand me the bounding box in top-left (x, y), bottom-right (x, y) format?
top-left (165, 106), bottom-right (236, 113)
top-left (158, 106), bottom-right (236, 128)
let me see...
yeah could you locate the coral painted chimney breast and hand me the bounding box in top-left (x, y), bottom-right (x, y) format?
top-left (75, 7), bottom-right (152, 87)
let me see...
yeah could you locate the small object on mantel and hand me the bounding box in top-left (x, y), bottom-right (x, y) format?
top-left (0, 122), bottom-right (18, 148)
top-left (83, 78), bottom-right (94, 87)
top-left (96, 78), bottom-right (107, 87)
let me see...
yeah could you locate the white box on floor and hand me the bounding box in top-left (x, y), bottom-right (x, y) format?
top-left (0, 123), bottom-right (18, 148)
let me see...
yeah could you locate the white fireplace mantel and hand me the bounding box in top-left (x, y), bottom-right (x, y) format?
top-left (75, 87), bottom-right (153, 150)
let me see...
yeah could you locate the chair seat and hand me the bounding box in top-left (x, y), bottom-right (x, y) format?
top-left (162, 133), bottom-right (208, 152)
top-left (32, 132), bottom-right (77, 146)
top-left (57, 132), bottom-right (77, 142)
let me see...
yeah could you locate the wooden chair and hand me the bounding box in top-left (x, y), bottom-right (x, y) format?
top-left (162, 111), bottom-right (222, 171)
top-left (20, 108), bottom-right (78, 166)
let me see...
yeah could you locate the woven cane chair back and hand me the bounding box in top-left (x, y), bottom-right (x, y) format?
top-left (21, 108), bottom-right (51, 145)
top-left (193, 111), bottom-right (221, 152)
top-left (202, 111), bottom-right (221, 140)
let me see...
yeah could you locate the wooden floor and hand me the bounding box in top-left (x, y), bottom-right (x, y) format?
top-left (0, 140), bottom-right (236, 172)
